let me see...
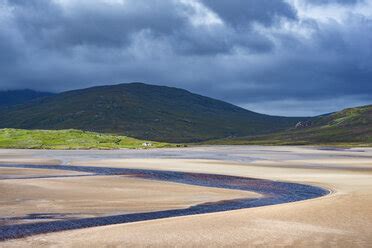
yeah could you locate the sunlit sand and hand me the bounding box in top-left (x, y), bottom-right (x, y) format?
top-left (1, 146), bottom-right (371, 247)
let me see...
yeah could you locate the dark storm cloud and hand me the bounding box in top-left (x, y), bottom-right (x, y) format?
top-left (201, 0), bottom-right (297, 27)
top-left (0, 0), bottom-right (371, 116)
top-left (9, 0), bottom-right (186, 48)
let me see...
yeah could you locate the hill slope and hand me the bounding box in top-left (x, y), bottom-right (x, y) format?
top-left (207, 105), bottom-right (372, 146)
top-left (0, 90), bottom-right (54, 107)
top-left (0, 83), bottom-right (302, 142)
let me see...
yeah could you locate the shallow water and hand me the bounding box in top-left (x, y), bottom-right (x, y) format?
top-left (0, 164), bottom-right (329, 241)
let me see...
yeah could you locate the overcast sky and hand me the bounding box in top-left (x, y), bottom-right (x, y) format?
top-left (0, 0), bottom-right (371, 116)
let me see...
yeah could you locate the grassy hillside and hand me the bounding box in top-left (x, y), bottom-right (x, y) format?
top-left (207, 105), bottom-right (372, 147)
top-left (0, 83), bottom-right (303, 143)
top-left (0, 90), bottom-right (54, 107)
top-left (0, 129), bottom-right (170, 149)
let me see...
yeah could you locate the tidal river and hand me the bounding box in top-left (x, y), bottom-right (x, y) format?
top-left (0, 164), bottom-right (329, 241)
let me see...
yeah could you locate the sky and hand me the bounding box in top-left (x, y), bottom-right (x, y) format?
top-left (0, 0), bottom-right (371, 116)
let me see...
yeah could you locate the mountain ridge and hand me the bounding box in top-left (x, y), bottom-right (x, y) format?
top-left (0, 83), bottom-right (304, 142)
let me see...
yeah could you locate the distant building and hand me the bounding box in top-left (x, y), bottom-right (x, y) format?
top-left (142, 142), bottom-right (152, 147)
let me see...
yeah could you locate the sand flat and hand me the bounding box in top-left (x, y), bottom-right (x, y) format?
top-left (0, 170), bottom-right (258, 226)
top-left (1, 146), bottom-right (372, 247)
top-left (0, 167), bottom-right (88, 180)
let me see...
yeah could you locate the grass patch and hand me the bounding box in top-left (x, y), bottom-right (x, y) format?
top-left (0, 129), bottom-right (173, 150)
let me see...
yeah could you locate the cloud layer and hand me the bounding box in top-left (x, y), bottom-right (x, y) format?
top-left (0, 0), bottom-right (371, 116)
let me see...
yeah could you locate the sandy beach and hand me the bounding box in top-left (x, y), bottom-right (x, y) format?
top-left (1, 146), bottom-right (372, 247)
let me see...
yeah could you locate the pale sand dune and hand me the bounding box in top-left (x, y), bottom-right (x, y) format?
top-left (1, 146), bottom-right (372, 247)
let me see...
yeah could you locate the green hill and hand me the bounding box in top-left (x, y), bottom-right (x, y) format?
top-left (207, 105), bottom-right (372, 146)
top-left (0, 83), bottom-right (302, 143)
top-left (0, 129), bottom-right (169, 149)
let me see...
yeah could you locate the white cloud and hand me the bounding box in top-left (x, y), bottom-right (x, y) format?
top-left (178, 0), bottom-right (223, 27)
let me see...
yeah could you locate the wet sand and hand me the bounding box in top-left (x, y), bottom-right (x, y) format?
top-left (0, 167), bottom-right (88, 180)
top-left (0, 168), bottom-right (257, 226)
top-left (1, 146), bottom-right (372, 247)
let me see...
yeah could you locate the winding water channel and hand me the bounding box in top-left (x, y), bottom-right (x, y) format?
top-left (0, 164), bottom-right (330, 241)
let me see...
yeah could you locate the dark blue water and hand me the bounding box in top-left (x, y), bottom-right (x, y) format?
top-left (0, 164), bottom-right (330, 241)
